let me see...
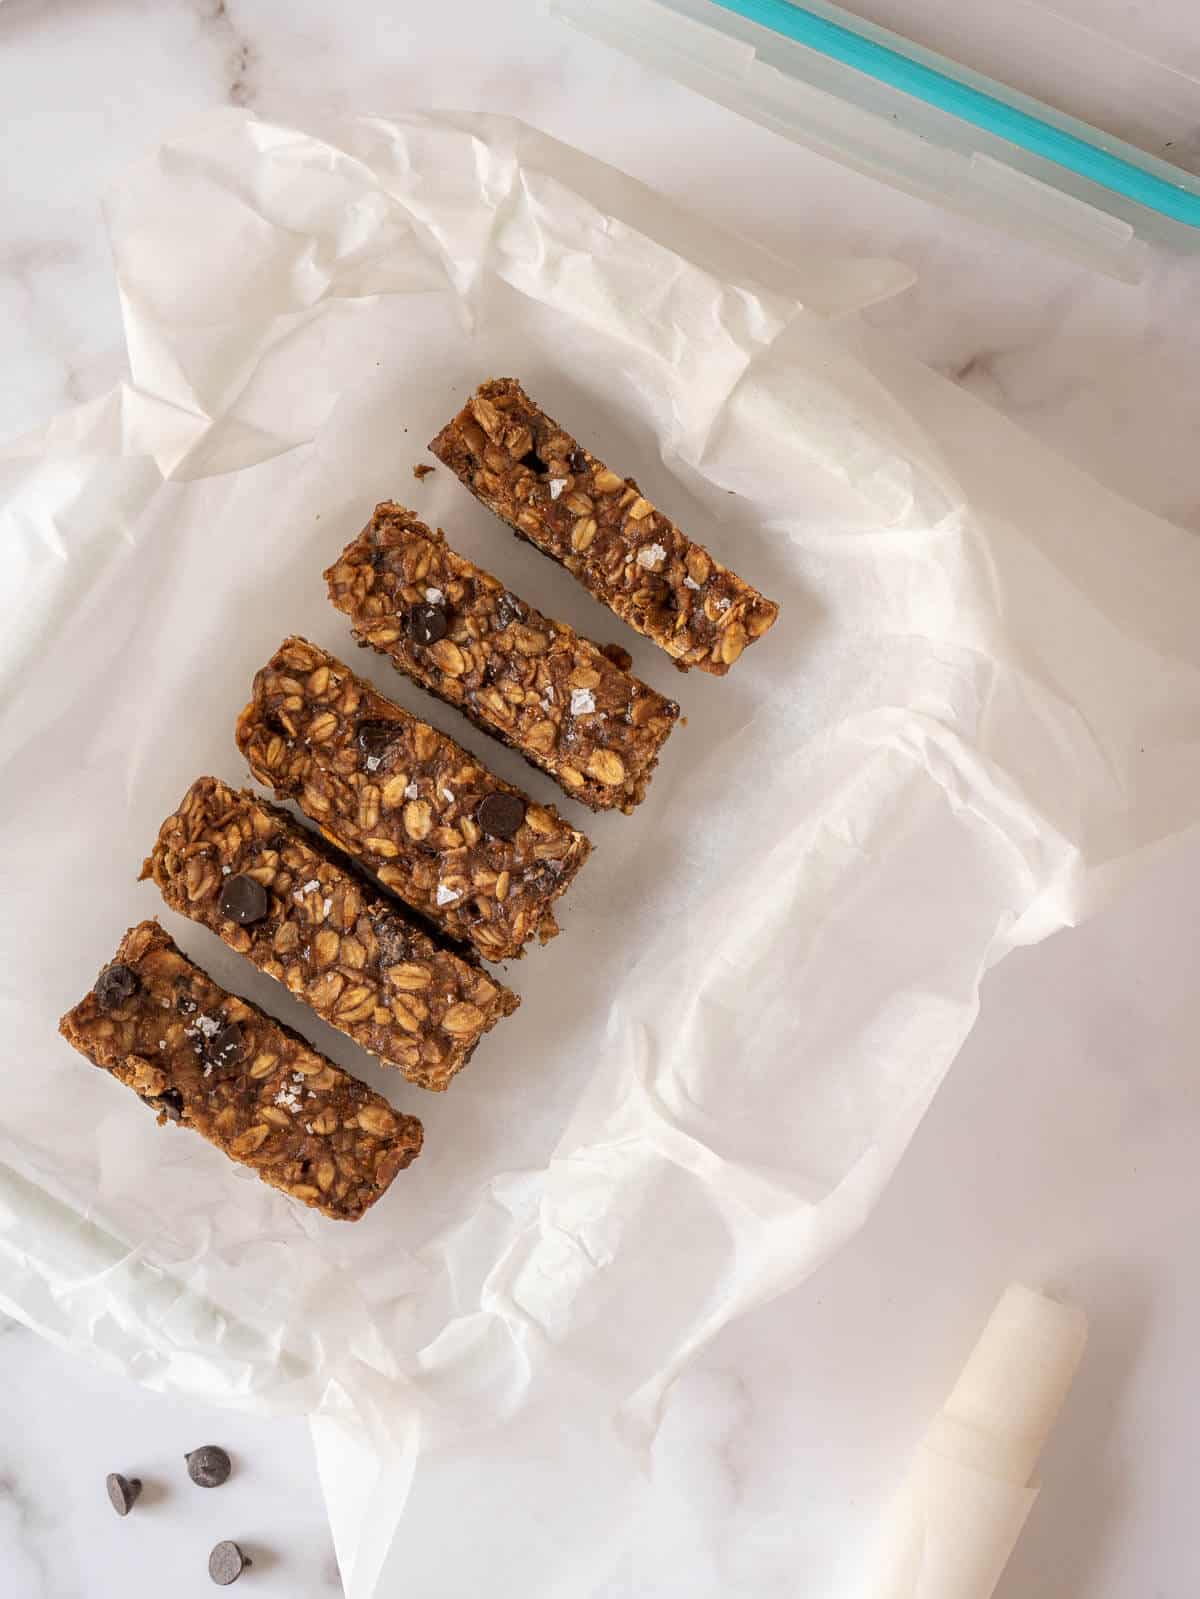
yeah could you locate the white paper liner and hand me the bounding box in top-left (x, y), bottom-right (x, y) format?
top-left (871, 1284), bottom-right (1087, 1599)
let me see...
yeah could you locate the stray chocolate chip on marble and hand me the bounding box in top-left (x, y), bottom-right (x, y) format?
top-left (406, 602), bottom-right (448, 646)
top-left (477, 792), bottom-right (526, 840)
top-left (106, 1472), bottom-right (142, 1516)
top-left (94, 963), bottom-right (139, 1010)
top-left (356, 719), bottom-right (402, 769)
top-left (186, 1444), bottom-right (232, 1488)
top-left (209, 1540), bottom-right (252, 1585)
top-left (205, 1024), bottom-right (244, 1074)
top-left (154, 1088), bottom-right (185, 1122)
top-left (218, 874), bottom-right (269, 926)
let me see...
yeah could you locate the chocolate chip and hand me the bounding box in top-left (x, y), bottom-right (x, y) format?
top-left (568, 447), bottom-right (588, 473)
top-left (186, 1445), bottom-right (232, 1488)
top-left (373, 913), bottom-right (412, 967)
top-left (406, 602), bottom-right (448, 645)
top-left (495, 591), bottom-right (526, 630)
top-left (476, 792), bottom-right (526, 840)
top-left (106, 1473), bottom-right (142, 1516)
top-left (600, 641), bottom-right (633, 673)
top-left (205, 1024), bottom-right (244, 1073)
top-left (219, 874), bottom-right (269, 926)
top-left (356, 719), bottom-right (401, 770)
top-left (520, 447), bottom-right (548, 475)
top-left (94, 963), bottom-right (139, 1009)
top-left (155, 1088), bottom-right (185, 1122)
top-left (208, 1541), bottom-right (252, 1586)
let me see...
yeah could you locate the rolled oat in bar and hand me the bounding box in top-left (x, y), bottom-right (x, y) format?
top-left (235, 637), bottom-right (591, 962)
top-left (429, 378), bottom-right (780, 675)
top-left (325, 502), bottom-right (680, 814)
top-left (143, 776), bottom-right (519, 1091)
top-left (59, 921), bottom-right (422, 1221)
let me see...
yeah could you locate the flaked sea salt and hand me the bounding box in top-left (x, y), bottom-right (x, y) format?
top-left (570, 687), bottom-right (596, 717)
top-left (636, 542), bottom-right (667, 571)
top-left (435, 884), bottom-right (460, 907)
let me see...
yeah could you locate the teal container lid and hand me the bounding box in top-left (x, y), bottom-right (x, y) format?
top-left (711, 0), bottom-right (1200, 226)
top-left (550, 0), bottom-right (1200, 280)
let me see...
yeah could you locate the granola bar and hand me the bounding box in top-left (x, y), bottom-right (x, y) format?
top-left (59, 921), bottom-right (423, 1221)
top-left (142, 777), bottom-right (519, 1092)
top-left (325, 503), bottom-right (681, 814)
top-left (429, 378), bottom-right (780, 675)
top-left (236, 637), bottom-right (591, 961)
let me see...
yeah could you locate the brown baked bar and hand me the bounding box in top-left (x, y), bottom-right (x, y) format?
top-left (58, 921), bottom-right (423, 1222)
top-left (236, 637), bottom-right (591, 962)
top-left (325, 503), bottom-right (681, 814)
top-left (142, 777), bottom-right (519, 1092)
top-left (429, 378), bottom-right (780, 675)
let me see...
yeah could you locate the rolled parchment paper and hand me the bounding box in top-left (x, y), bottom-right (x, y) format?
top-left (870, 1283), bottom-right (1087, 1599)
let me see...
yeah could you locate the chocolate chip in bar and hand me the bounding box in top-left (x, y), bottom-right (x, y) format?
top-left (218, 874), bottom-right (269, 926)
top-left (406, 601), bottom-right (448, 645)
top-left (186, 1445), bottom-right (232, 1488)
top-left (356, 718), bottom-right (402, 770)
top-left (205, 1022), bottom-right (244, 1073)
top-left (494, 591), bottom-right (526, 630)
top-left (94, 963), bottom-right (139, 1009)
top-left (155, 1087), bottom-right (185, 1122)
top-left (476, 792), bottom-right (526, 840)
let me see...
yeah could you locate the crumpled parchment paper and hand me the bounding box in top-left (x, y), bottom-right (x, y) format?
top-left (2, 109), bottom-right (1199, 1599)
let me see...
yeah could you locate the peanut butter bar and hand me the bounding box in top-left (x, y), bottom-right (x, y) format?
top-left (142, 777), bottom-right (519, 1091)
top-left (59, 921), bottom-right (422, 1221)
top-left (325, 503), bottom-right (681, 814)
top-left (236, 637), bottom-right (591, 961)
top-left (429, 379), bottom-right (780, 675)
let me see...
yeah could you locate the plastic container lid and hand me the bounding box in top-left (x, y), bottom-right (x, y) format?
top-left (549, 0), bottom-right (1200, 281)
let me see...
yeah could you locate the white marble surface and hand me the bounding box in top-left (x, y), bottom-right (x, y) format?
top-left (3, 1), bottom-right (1200, 1595)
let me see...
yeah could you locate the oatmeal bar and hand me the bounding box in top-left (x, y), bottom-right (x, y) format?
top-left (59, 921), bottom-right (422, 1221)
top-left (429, 378), bottom-right (780, 675)
top-left (142, 777), bottom-right (519, 1092)
top-left (325, 503), bottom-right (681, 814)
top-left (236, 637), bottom-right (591, 961)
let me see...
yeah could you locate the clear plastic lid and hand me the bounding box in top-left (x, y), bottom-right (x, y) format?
top-left (550, 0), bottom-right (1200, 281)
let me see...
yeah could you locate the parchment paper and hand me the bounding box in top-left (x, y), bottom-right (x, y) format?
top-left (870, 1283), bottom-right (1088, 1599)
top-left (2, 109), bottom-right (1200, 1599)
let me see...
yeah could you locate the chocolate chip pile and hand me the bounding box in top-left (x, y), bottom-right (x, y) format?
top-left (107, 1445), bottom-right (254, 1586)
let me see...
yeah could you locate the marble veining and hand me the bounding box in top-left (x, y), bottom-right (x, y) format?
top-left (191, 0), bottom-right (259, 107)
